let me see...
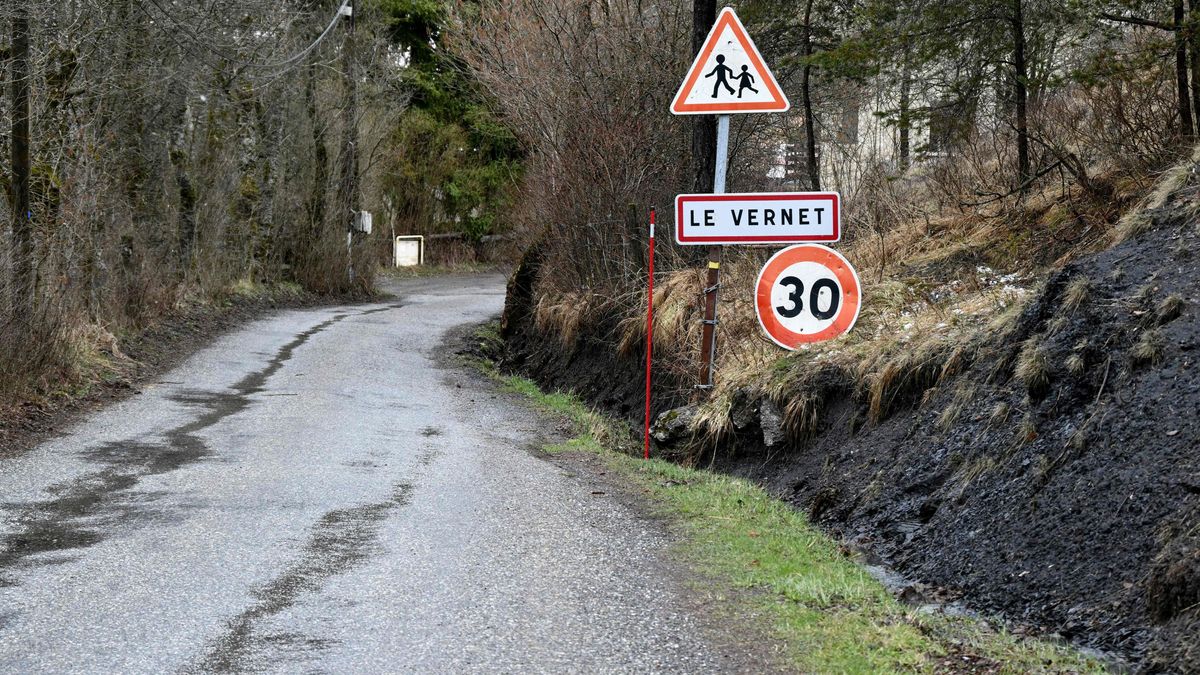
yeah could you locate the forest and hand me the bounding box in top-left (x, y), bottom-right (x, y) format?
top-left (0, 0), bottom-right (519, 405)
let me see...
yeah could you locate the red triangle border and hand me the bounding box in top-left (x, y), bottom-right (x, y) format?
top-left (671, 8), bottom-right (790, 115)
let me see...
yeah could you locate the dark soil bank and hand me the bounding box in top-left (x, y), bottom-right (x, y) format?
top-left (501, 186), bottom-right (1200, 671)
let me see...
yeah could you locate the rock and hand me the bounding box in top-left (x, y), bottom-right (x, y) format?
top-left (652, 405), bottom-right (699, 445)
top-left (898, 583), bottom-right (933, 606)
top-left (729, 388), bottom-right (758, 430)
top-left (760, 398), bottom-right (785, 447)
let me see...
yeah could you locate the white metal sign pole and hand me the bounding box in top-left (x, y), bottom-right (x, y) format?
top-left (698, 114), bottom-right (731, 389)
top-left (714, 115), bottom-right (730, 193)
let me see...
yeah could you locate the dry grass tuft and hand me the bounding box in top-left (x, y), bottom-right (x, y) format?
top-left (937, 383), bottom-right (976, 432)
top-left (691, 390), bottom-right (735, 449)
top-left (1113, 144), bottom-right (1200, 243)
top-left (868, 361), bottom-right (903, 423)
top-left (951, 455), bottom-right (998, 501)
top-left (1065, 353), bottom-right (1086, 377)
top-left (616, 311), bottom-right (645, 358)
top-left (773, 362), bottom-right (854, 441)
top-left (1016, 414), bottom-right (1039, 446)
top-left (616, 270), bottom-right (706, 358)
top-left (1135, 281), bottom-right (1158, 305)
top-left (1063, 276), bottom-right (1093, 313)
top-left (534, 291), bottom-right (592, 349)
top-left (867, 341), bottom-right (952, 423)
top-left (1047, 315), bottom-right (1070, 336)
top-left (1131, 329), bottom-right (1166, 366)
top-left (784, 391), bottom-right (826, 441)
top-left (989, 402), bottom-right (1011, 427)
top-left (1015, 336), bottom-right (1052, 397)
top-left (939, 346), bottom-right (968, 382)
top-left (1155, 294), bottom-right (1186, 325)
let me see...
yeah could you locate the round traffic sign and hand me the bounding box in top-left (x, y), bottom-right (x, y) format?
top-left (755, 244), bottom-right (861, 349)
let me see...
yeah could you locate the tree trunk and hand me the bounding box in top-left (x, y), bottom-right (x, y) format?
top-left (691, 0), bottom-right (717, 193)
top-left (167, 69), bottom-right (197, 274)
top-left (256, 100), bottom-right (281, 279)
top-left (802, 0), bottom-right (821, 191)
top-left (11, 0), bottom-right (34, 319)
top-left (1177, 0), bottom-right (1196, 137)
top-left (171, 146), bottom-right (198, 272)
top-left (1190, 0), bottom-right (1200, 128)
top-left (1012, 0), bottom-right (1031, 192)
top-left (306, 61), bottom-right (329, 247)
top-left (898, 39), bottom-right (912, 172)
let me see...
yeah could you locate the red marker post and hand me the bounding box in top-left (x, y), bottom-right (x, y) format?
top-left (643, 209), bottom-right (656, 460)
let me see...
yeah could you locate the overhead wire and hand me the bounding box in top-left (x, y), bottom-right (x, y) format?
top-left (136, 0), bottom-right (351, 78)
top-left (250, 0), bottom-right (351, 73)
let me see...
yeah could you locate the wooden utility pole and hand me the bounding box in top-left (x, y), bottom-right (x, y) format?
top-left (691, 0), bottom-right (717, 195)
top-left (694, 0), bottom-right (721, 390)
top-left (338, 0), bottom-right (360, 285)
top-left (698, 116), bottom-right (728, 389)
top-left (11, 0), bottom-right (34, 318)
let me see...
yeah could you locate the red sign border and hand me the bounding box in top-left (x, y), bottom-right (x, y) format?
top-left (755, 244), bottom-right (862, 349)
top-left (671, 8), bottom-right (791, 116)
top-left (675, 192), bottom-right (840, 245)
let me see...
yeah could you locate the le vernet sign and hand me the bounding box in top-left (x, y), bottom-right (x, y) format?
top-left (674, 192), bottom-right (840, 245)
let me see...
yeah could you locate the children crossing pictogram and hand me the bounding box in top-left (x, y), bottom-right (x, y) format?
top-left (736, 66), bottom-right (758, 98)
top-left (671, 7), bottom-right (790, 115)
top-left (706, 55), bottom-right (736, 98)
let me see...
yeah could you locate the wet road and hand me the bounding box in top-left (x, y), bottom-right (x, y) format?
top-left (0, 275), bottom-right (755, 674)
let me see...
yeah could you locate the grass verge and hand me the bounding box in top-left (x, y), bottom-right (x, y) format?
top-left (468, 326), bottom-right (1109, 674)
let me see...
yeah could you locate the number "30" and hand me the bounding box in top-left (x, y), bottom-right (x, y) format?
top-left (776, 277), bottom-right (841, 320)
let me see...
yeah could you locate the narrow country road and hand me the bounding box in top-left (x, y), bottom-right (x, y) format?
top-left (0, 275), bottom-right (760, 674)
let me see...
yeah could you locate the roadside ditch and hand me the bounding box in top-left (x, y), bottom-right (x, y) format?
top-left (495, 182), bottom-right (1200, 672)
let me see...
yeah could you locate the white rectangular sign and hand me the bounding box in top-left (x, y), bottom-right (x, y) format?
top-left (674, 192), bottom-right (840, 245)
top-left (394, 236), bottom-right (424, 267)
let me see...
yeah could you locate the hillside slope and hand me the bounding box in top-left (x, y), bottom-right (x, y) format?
top-left (500, 159), bottom-right (1200, 671)
top-left (710, 174), bottom-right (1200, 669)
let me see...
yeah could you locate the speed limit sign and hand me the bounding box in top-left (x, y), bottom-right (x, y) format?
top-left (755, 244), bottom-right (862, 349)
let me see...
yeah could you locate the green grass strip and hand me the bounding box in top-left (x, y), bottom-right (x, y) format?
top-left (467, 334), bottom-right (1108, 673)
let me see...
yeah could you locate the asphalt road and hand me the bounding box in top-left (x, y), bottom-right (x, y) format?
top-left (0, 275), bottom-right (764, 674)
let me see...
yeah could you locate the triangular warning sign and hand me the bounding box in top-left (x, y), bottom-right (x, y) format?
top-left (671, 8), bottom-right (790, 116)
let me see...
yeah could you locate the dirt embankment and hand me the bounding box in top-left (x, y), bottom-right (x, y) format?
top-left (501, 182), bottom-right (1200, 671)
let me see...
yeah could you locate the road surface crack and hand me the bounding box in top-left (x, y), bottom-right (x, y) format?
top-left (0, 310), bottom-right (370, 585)
top-left (190, 484), bottom-right (414, 673)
